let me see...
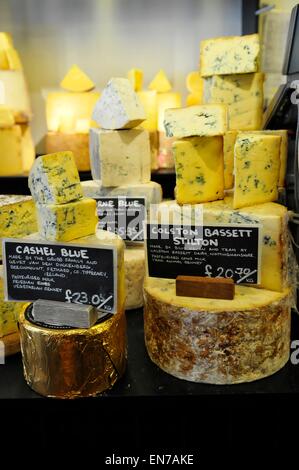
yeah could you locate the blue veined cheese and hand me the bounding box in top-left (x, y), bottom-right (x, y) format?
top-left (0, 194), bottom-right (37, 260)
top-left (89, 128), bottom-right (151, 187)
top-left (164, 105), bottom-right (227, 138)
top-left (92, 77), bottom-right (146, 130)
top-left (26, 230), bottom-right (126, 313)
top-left (81, 180), bottom-right (162, 208)
top-left (203, 73), bottom-right (264, 131)
top-left (234, 133), bottom-right (281, 209)
top-left (36, 197), bottom-right (98, 242)
top-left (144, 277), bottom-right (290, 384)
top-left (154, 197), bottom-right (289, 293)
top-left (200, 34), bottom-right (260, 77)
top-left (0, 266), bottom-right (29, 338)
top-left (28, 151), bottom-right (83, 205)
top-left (124, 246), bottom-right (145, 310)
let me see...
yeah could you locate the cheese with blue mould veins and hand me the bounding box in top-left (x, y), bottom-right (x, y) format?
top-left (173, 136), bottom-right (224, 204)
top-left (82, 180), bottom-right (162, 208)
top-left (92, 77), bottom-right (145, 130)
top-left (234, 133), bottom-right (281, 209)
top-left (203, 73), bottom-right (264, 131)
top-left (200, 34), bottom-right (260, 77)
top-left (36, 197), bottom-right (98, 242)
top-left (89, 128), bottom-right (151, 186)
top-left (164, 105), bottom-right (227, 138)
top-left (28, 151), bottom-right (83, 205)
top-left (0, 194), bottom-right (37, 259)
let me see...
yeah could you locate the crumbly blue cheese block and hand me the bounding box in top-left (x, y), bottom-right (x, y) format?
top-left (203, 73), bottom-right (264, 130)
top-left (81, 180), bottom-right (162, 208)
top-left (28, 151), bottom-right (83, 205)
top-left (89, 128), bottom-right (151, 187)
top-left (0, 266), bottom-right (29, 338)
top-left (234, 133), bottom-right (281, 209)
top-left (36, 197), bottom-right (98, 242)
top-left (200, 34), bottom-right (260, 77)
top-left (26, 230), bottom-right (125, 313)
top-left (164, 105), bottom-right (227, 138)
top-left (144, 277), bottom-right (290, 384)
top-left (0, 194), bottom-right (37, 260)
top-left (92, 77), bottom-right (146, 129)
top-left (153, 197), bottom-right (289, 293)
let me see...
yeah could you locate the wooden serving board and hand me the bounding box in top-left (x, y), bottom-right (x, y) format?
top-left (2, 332), bottom-right (20, 357)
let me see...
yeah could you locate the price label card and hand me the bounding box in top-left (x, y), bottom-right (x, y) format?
top-left (96, 197), bottom-right (146, 242)
top-left (2, 239), bottom-right (117, 313)
top-left (146, 223), bottom-right (262, 285)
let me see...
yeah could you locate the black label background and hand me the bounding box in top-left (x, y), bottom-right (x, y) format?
top-left (96, 197), bottom-right (146, 242)
top-left (3, 240), bottom-right (116, 312)
top-left (146, 224), bottom-right (261, 284)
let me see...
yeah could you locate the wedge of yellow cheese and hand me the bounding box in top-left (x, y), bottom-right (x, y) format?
top-left (60, 65), bottom-right (95, 92)
top-left (148, 69), bottom-right (172, 93)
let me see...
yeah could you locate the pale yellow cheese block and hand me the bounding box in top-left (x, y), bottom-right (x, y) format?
top-left (124, 246), bottom-right (145, 310)
top-left (0, 70), bottom-right (31, 122)
top-left (128, 68), bottom-right (143, 92)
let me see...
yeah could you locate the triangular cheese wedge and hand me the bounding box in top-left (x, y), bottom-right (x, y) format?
top-left (0, 32), bottom-right (13, 49)
top-left (0, 106), bottom-right (15, 127)
top-left (148, 69), bottom-right (171, 93)
top-left (60, 65), bottom-right (95, 92)
top-left (127, 68), bottom-right (143, 91)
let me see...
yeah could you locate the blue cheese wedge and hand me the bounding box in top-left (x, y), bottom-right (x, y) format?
top-left (28, 151), bottom-right (83, 205)
top-left (164, 105), bottom-right (227, 138)
top-left (36, 197), bottom-right (98, 241)
top-left (234, 133), bottom-right (281, 209)
top-left (89, 128), bottom-right (151, 186)
top-left (92, 77), bottom-right (146, 129)
top-left (200, 34), bottom-right (260, 77)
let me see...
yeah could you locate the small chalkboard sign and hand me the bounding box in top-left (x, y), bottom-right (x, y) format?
top-left (96, 197), bottom-right (146, 242)
top-left (2, 239), bottom-right (117, 313)
top-left (146, 223), bottom-right (262, 285)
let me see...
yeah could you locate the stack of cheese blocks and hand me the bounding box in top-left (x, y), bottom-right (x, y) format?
top-left (128, 68), bottom-right (182, 169)
top-left (0, 195), bottom-right (37, 355)
top-left (143, 33), bottom-right (293, 385)
top-left (83, 77), bottom-right (162, 309)
top-left (0, 32), bottom-right (35, 176)
top-left (23, 150), bottom-right (127, 397)
top-left (45, 65), bottom-right (100, 171)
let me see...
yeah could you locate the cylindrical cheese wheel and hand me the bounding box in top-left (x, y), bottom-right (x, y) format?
top-left (124, 246), bottom-right (145, 310)
top-left (144, 278), bottom-right (291, 384)
top-left (19, 307), bottom-right (127, 398)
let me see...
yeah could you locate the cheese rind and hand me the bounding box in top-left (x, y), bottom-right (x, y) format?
top-left (203, 73), bottom-right (264, 130)
top-left (148, 70), bottom-right (171, 93)
top-left (173, 136), bottom-right (224, 204)
top-left (200, 34), bottom-right (260, 77)
top-left (90, 128), bottom-right (151, 187)
top-left (36, 198), bottom-right (98, 242)
top-left (28, 151), bottom-right (83, 205)
top-left (223, 131), bottom-right (237, 189)
top-left (82, 180), bottom-right (162, 207)
top-left (154, 197), bottom-right (289, 293)
top-left (144, 277), bottom-right (290, 384)
top-left (234, 133), bottom-right (281, 209)
top-left (92, 77), bottom-right (145, 129)
top-left (124, 246), bottom-right (145, 310)
top-left (164, 105), bottom-right (227, 138)
top-left (60, 65), bottom-right (95, 92)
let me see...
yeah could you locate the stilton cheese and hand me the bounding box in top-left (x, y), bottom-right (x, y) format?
top-left (124, 246), bottom-right (145, 310)
top-left (164, 105), bottom-right (227, 138)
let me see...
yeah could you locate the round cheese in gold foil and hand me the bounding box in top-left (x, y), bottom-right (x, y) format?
top-left (19, 308), bottom-right (127, 398)
top-left (144, 278), bottom-right (291, 385)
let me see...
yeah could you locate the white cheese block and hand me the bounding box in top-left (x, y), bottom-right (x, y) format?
top-left (0, 70), bottom-right (32, 123)
top-left (90, 128), bottom-right (151, 187)
top-left (92, 77), bottom-right (146, 130)
top-left (82, 180), bottom-right (162, 208)
top-left (144, 277), bottom-right (291, 384)
top-left (124, 246), bottom-right (145, 310)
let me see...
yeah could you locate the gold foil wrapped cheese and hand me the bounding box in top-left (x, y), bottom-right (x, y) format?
top-left (19, 307), bottom-right (127, 398)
